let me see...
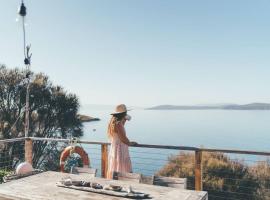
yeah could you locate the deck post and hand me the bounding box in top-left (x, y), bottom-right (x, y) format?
top-left (101, 144), bottom-right (108, 178)
top-left (25, 138), bottom-right (33, 165)
top-left (195, 150), bottom-right (202, 191)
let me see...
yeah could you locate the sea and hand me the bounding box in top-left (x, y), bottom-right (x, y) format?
top-left (79, 105), bottom-right (270, 176)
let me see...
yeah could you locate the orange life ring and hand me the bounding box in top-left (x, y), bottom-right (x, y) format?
top-left (60, 146), bottom-right (90, 172)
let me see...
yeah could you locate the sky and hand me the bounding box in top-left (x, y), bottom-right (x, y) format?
top-left (1, 0), bottom-right (270, 107)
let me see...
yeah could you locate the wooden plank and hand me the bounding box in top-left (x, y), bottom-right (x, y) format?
top-left (28, 137), bottom-right (270, 156)
top-left (3, 170), bottom-right (42, 183)
top-left (101, 144), bottom-right (108, 178)
top-left (200, 147), bottom-right (270, 156)
top-left (140, 175), bottom-right (154, 185)
top-left (71, 167), bottom-right (97, 178)
top-left (195, 150), bottom-right (202, 191)
top-left (133, 143), bottom-right (199, 151)
top-left (0, 171), bottom-right (208, 200)
top-left (153, 176), bottom-right (187, 189)
top-left (56, 183), bottom-right (150, 199)
top-left (113, 172), bottom-right (141, 183)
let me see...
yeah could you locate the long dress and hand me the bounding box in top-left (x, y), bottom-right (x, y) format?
top-left (107, 122), bottom-right (132, 179)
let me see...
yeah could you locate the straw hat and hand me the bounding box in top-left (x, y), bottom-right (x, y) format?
top-left (111, 104), bottom-right (131, 115)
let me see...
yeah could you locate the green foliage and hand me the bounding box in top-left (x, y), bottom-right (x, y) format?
top-left (0, 65), bottom-right (83, 170)
top-left (158, 152), bottom-right (270, 200)
top-left (0, 169), bottom-right (10, 183)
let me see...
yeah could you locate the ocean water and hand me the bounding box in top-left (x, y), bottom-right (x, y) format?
top-left (80, 105), bottom-right (270, 175)
top-left (81, 105), bottom-right (270, 151)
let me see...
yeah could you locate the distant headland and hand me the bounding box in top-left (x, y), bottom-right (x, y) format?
top-left (77, 114), bottom-right (100, 122)
top-left (146, 103), bottom-right (270, 110)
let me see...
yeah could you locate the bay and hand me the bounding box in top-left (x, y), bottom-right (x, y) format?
top-left (79, 105), bottom-right (270, 175)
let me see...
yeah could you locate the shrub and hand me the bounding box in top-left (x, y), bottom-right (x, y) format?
top-left (158, 152), bottom-right (269, 200)
top-left (0, 169), bottom-right (10, 183)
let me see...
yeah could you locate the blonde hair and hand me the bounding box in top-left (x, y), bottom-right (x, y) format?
top-left (107, 112), bottom-right (127, 139)
top-left (107, 116), bottom-right (118, 139)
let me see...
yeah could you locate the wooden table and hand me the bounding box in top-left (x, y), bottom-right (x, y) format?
top-left (0, 171), bottom-right (208, 200)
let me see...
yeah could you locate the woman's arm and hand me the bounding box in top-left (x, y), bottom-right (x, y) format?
top-left (116, 123), bottom-right (130, 145)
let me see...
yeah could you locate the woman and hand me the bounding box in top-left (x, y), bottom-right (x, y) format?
top-left (107, 104), bottom-right (137, 179)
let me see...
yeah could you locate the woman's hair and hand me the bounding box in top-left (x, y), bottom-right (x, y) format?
top-left (107, 112), bottom-right (127, 139)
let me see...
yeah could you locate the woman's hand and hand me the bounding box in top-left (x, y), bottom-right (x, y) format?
top-left (129, 141), bottom-right (138, 146)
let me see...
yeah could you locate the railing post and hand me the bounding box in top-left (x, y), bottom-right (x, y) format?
top-left (101, 144), bottom-right (108, 178)
top-left (195, 150), bottom-right (202, 191)
top-left (25, 138), bottom-right (33, 165)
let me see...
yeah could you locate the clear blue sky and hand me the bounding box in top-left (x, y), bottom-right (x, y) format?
top-left (1, 0), bottom-right (270, 107)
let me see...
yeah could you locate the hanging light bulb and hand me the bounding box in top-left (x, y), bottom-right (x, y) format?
top-left (18, 2), bottom-right (27, 17)
top-left (16, 2), bottom-right (27, 23)
top-left (17, 0), bottom-right (32, 66)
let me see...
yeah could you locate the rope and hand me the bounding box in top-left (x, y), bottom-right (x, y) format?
top-left (69, 137), bottom-right (78, 155)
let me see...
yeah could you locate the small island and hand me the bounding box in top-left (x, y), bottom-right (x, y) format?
top-left (77, 114), bottom-right (100, 122)
top-left (146, 103), bottom-right (270, 110)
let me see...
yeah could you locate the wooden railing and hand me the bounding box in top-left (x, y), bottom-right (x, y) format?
top-left (20, 137), bottom-right (270, 191)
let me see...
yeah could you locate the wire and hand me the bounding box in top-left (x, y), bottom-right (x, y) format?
top-left (22, 16), bottom-right (26, 58)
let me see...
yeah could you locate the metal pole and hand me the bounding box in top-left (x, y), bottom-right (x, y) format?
top-left (24, 80), bottom-right (30, 137)
top-left (18, 0), bottom-right (32, 138)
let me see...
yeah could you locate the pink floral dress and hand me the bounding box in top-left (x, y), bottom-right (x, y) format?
top-left (107, 123), bottom-right (132, 179)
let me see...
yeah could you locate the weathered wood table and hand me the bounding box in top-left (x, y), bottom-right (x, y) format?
top-left (0, 171), bottom-right (208, 200)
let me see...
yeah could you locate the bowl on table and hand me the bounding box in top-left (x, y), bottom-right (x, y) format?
top-left (90, 182), bottom-right (103, 189)
top-left (104, 184), bottom-right (122, 192)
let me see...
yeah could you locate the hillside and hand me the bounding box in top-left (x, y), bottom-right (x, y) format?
top-left (147, 103), bottom-right (270, 110)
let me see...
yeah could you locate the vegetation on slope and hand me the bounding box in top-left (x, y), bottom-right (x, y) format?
top-left (158, 152), bottom-right (270, 200)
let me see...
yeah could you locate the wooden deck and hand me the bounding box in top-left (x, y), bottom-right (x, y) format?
top-left (0, 171), bottom-right (208, 200)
